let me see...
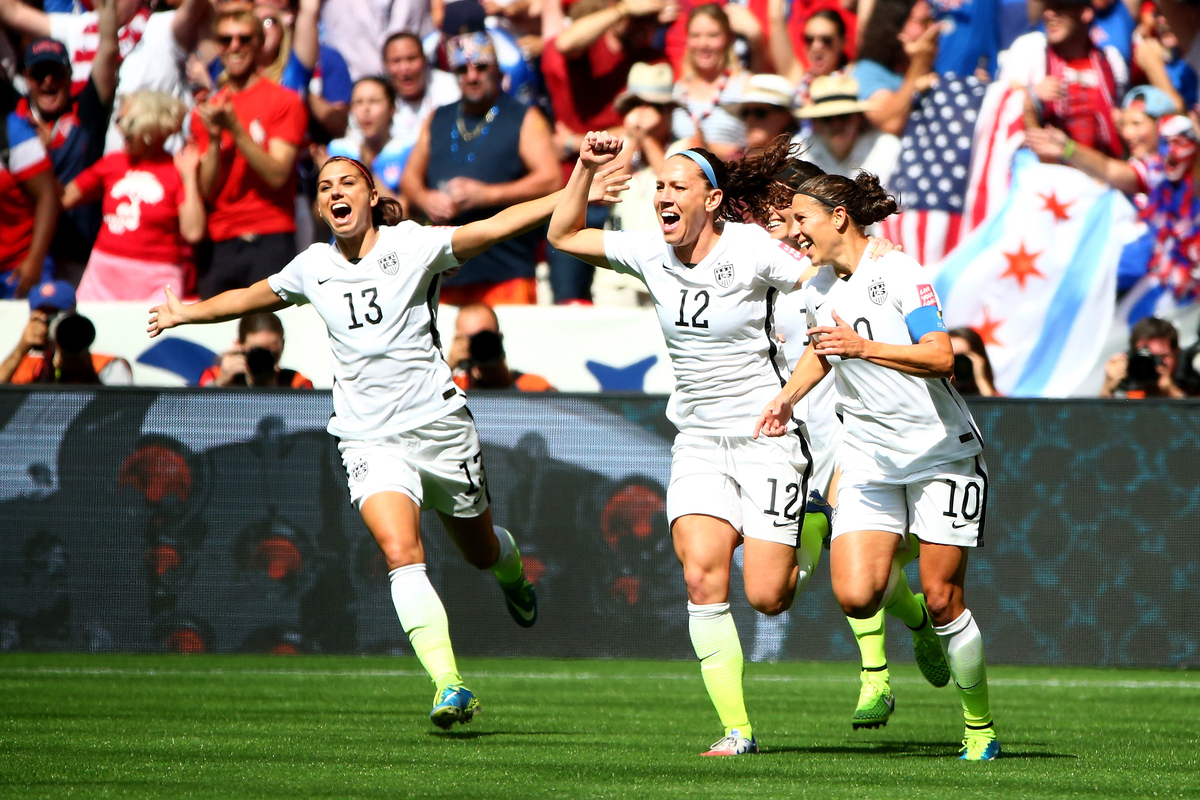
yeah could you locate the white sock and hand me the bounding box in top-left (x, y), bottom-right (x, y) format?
top-left (389, 564), bottom-right (461, 692)
top-left (491, 526), bottom-right (523, 584)
top-left (934, 608), bottom-right (993, 728)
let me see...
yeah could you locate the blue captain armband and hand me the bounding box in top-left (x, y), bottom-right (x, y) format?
top-left (905, 305), bottom-right (948, 342)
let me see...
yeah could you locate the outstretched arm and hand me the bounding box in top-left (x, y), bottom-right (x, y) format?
top-left (452, 162), bottom-right (629, 261)
top-left (547, 131), bottom-right (624, 269)
top-left (148, 281), bottom-right (290, 337)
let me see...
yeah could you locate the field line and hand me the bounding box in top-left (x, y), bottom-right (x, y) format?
top-left (1, 666), bottom-right (1199, 690)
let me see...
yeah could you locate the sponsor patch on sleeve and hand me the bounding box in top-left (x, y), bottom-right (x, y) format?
top-left (917, 283), bottom-right (939, 308)
top-left (777, 241), bottom-right (804, 261)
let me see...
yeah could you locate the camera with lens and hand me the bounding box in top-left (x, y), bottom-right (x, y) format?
top-left (953, 353), bottom-right (979, 395)
top-left (467, 329), bottom-right (505, 368)
top-left (49, 313), bottom-right (96, 355)
top-left (1120, 347), bottom-right (1164, 393)
top-left (245, 346), bottom-right (278, 380)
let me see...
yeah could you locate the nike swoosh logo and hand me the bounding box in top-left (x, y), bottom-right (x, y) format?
top-left (317, 277), bottom-right (333, 285)
top-left (772, 519), bottom-right (796, 528)
top-left (951, 521), bottom-right (971, 529)
top-left (509, 603), bottom-right (536, 621)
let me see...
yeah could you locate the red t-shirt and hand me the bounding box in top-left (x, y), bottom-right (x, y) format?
top-left (0, 113), bottom-right (53, 272)
top-left (543, 36), bottom-right (655, 134)
top-left (190, 78), bottom-right (308, 242)
top-left (73, 151), bottom-right (188, 264)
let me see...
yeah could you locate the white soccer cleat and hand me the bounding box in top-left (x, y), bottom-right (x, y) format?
top-left (701, 729), bottom-right (759, 756)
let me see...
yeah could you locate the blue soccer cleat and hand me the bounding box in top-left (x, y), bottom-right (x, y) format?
top-left (430, 685), bottom-right (480, 730)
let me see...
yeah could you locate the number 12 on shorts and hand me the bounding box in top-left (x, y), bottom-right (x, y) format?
top-left (764, 477), bottom-right (801, 520)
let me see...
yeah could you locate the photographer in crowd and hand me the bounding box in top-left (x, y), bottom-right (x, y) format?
top-left (1101, 316), bottom-right (1187, 398)
top-left (199, 312), bottom-right (312, 388)
top-left (0, 280), bottom-right (131, 385)
top-left (449, 303), bottom-right (554, 392)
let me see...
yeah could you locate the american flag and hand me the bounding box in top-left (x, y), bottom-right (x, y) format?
top-left (881, 74), bottom-right (987, 266)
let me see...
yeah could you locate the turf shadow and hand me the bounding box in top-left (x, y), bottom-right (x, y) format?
top-left (427, 730), bottom-right (546, 740)
top-left (762, 742), bottom-right (1077, 760)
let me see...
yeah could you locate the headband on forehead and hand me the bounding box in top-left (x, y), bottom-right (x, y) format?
top-left (323, 156), bottom-right (376, 192)
top-left (677, 149), bottom-right (719, 190)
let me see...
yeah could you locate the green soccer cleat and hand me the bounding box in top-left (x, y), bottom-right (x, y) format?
top-left (499, 574), bottom-right (538, 628)
top-left (959, 726), bottom-right (1001, 761)
top-left (430, 685), bottom-right (480, 730)
top-left (910, 594), bottom-right (951, 688)
top-left (851, 668), bottom-right (895, 730)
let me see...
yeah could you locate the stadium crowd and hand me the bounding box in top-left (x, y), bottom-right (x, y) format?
top-left (4, 0), bottom-right (1200, 396)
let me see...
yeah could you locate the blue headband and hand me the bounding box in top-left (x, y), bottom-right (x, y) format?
top-left (677, 150), bottom-right (719, 190)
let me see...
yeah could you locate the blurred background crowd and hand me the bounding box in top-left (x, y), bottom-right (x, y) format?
top-left (4, 0), bottom-right (1200, 398)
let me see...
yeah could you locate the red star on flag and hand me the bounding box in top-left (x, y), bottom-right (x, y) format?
top-left (1000, 243), bottom-right (1045, 290)
top-left (1039, 191), bottom-right (1073, 223)
top-left (973, 308), bottom-right (1004, 348)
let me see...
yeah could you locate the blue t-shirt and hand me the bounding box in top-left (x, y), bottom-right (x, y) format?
top-left (326, 136), bottom-right (412, 192)
top-left (854, 60), bottom-right (904, 100)
top-left (1166, 57), bottom-right (1200, 109)
top-left (931, 0), bottom-right (1000, 78)
top-left (1091, 1), bottom-right (1136, 65)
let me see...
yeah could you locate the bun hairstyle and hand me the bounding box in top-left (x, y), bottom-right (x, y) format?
top-left (680, 136), bottom-right (805, 224)
top-left (795, 171), bottom-right (899, 226)
top-left (319, 156), bottom-right (406, 228)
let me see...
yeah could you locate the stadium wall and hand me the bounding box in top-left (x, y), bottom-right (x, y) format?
top-left (0, 389), bottom-right (1194, 668)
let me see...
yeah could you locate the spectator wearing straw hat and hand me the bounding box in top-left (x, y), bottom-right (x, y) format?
top-left (722, 73), bottom-right (799, 151)
top-left (795, 74), bottom-right (901, 187)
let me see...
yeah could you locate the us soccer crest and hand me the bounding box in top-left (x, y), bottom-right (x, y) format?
top-left (379, 252), bottom-right (399, 275)
top-left (350, 459), bottom-right (369, 483)
top-left (714, 263), bottom-right (734, 288)
top-left (868, 278), bottom-right (888, 305)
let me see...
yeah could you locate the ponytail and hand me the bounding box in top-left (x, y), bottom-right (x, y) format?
top-left (675, 136), bottom-right (805, 224)
top-left (373, 197), bottom-right (405, 227)
top-left (796, 170), bottom-right (899, 226)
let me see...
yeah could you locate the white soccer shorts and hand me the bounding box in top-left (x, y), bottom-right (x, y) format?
top-left (338, 407), bottom-right (490, 517)
top-left (832, 456), bottom-right (989, 548)
top-left (667, 431), bottom-right (812, 547)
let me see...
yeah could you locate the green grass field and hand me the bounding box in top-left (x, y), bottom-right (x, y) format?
top-left (1, 655), bottom-right (1197, 800)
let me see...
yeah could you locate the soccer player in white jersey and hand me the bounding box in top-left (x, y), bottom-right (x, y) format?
top-left (549, 132), bottom-right (820, 756)
top-left (763, 161), bottom-right (951, 730)
top-left (147, 155), bottom-right (626, 731)
top-left (755, 171), bottom-right (999, 761)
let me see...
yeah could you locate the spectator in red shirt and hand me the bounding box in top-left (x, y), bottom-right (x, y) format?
top-left (61, 90), bottom-right (206, 303)
top-left (199, 312), bottom-right (313, 388)
top-left (192, 8), bottom-right (309, 299)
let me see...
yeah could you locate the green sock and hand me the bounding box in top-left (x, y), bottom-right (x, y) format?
top-left (885, 567), bottom-right (926, 630)
top-left (491, 526), bottom-right (524, 585)
top-left (796, 508), bottom-right (826, 594)
top-left (389, 564), bottom-right (462, 693)
top-left (688, 602), bottom-right (752, 739)
top-left (935, 609), bottom-right (993, 729)
top-left (847, 610), bottom-right (888, 671)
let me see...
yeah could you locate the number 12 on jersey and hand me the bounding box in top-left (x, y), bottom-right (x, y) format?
top-left (675, 290), bottom-right (710, 329)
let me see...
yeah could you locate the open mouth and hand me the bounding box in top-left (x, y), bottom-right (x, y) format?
top-left (331, 202), bottom-right (352, 221)
top-left (660, 210), bottom-right (680, 234)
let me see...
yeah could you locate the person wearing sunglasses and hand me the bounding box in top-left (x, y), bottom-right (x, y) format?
top-left (769, 6), bottom-right (849, 103)
top-left (723, 73), bottom-right (799, 152)
top-left (191, 8), bottom-right (309, 299)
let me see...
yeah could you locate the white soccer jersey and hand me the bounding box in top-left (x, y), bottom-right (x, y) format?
top-left (804, 250), bottom-right (982, 480)
top-left (268, 221), bottom-right (464, 439)
top-left (604, 222), bottom-right (807, 436)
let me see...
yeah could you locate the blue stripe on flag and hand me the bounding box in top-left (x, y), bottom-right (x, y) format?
top-left (932, 151), bottom-right (1036, 300)
top-left (1012, 190), bottom-right (1116, 396)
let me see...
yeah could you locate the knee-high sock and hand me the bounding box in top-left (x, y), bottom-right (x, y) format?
top-left (796, 510), bottom-right (826, 596)
top-left (935, 608), bottom-right (993, 729)
top-left (884, 566), bottom-right (926, 630)
top-left (491, 526), bottom-right (524, 585)
top-left (389, 564), bottom-right (462, 693)
top-left (847, 610), bottom-right (888, 671)
top-left (688, 602), bottom-right (752, 738)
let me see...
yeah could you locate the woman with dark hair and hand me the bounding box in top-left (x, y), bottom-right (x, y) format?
top-left (672, 4), bottom-right (749, 161)
top-left (948, 327), bottom-right (998, 396)
top-left (769, 7), bottom-right (849, 103)
top-left (148, 154), bottom-right (626, 731)
top-left (550, 132), bottom-right (817, 756)
top-left (852, 0), bottom-right (940, 135)
top-left (761, 159), bottom-right (948, 729)
top-left (756, 171), bottom-right (999, 760)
